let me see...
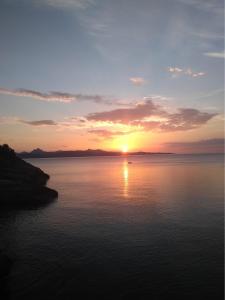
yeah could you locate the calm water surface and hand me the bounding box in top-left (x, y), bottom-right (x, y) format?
top-left (0, 154), bottom-right (224, 299)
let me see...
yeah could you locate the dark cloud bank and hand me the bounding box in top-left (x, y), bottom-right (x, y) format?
top-left (20, 120), bottom-right (57, 126)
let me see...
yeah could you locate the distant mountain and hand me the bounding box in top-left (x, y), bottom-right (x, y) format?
top-left (18, 148), bottom-right (173, 158)
top-left (30, 148), bottom-right (44, 155)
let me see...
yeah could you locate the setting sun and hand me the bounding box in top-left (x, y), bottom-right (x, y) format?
top-left (122, 145), bottom-right (128, 153)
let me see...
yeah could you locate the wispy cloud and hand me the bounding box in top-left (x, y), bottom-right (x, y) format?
top-left (192, 31), bottom-right (224, 40)
top-left (0, 116), bottom-right (57, 127)
top-left (190, 88), bottom-right (224, 102)
top-left (129, 77), bottom-right (146, 86)
top-left (0, 88), bottom-right (73, 103)
top-left (168, 67), bottom-right (205, 78)
top-left (20, 119), bottom-right (57, 126)
top-left (204, 51), bottom-right (225, 59)
top-left (177, 0), bottom-right (224, 15)
top-left (0, 87), bottom-right (130, 106)
top-left (34, 0), bottom-right (95, 10)
top-left (87, 99), bottom-right (217, 132)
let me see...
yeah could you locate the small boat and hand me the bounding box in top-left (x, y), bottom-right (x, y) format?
top-left (128, 161), bottom-right (132, 164)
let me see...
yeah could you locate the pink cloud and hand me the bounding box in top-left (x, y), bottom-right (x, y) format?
top-left (87, 100), bottom-right (217, 132)
top-left (129, 77), bottom-right (146, 86)
top-left (87, 100), bottom-right (163, 123)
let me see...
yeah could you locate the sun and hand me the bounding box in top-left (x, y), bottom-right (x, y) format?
top-left (122, 145), bottom-right (128, 153)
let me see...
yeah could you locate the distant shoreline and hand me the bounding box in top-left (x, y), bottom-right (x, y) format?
top-left (18, 149), bottom-right (174, 159)
top-left (21, 153), bottom-right (224, 160)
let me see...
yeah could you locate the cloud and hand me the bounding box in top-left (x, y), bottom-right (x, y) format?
top-left (0, 87), bottom-right (130, 106)
top-left (129, 77), bottom-right (146, 86)
top-left (0, 116), bottom-right (58, 127)
top-left (88, 129), bottom-right (132, 138)
top-left (177, 0), bottom-right (223, 14)
top-left (132, 108), bottom-right (215, 132)
top-left (87, 100), bottom-right (163, 123)
top-left (168, 67), bottom-right (183, 76)
top-left (35, 0), bottom-right (95, 9)
top-left (204, 51), bottom-right (225, 59)
top-left (20, 119), bottom-right (57, 126)
top-left (158, 108), bottom-right (216, 131)
top-left (131, 120), bottom-right (162, 130)
top-left (0, 88), bottom-right (73, 103)
top-left (168, 67), bottom-right (205, 78)
top-left (185, 69), bottom-right (205, 77)
top-left (190, 88), bottom-right (224, 102)
top-left (164, 138), bottom-right (224, 153)
top-left (86, 99), bottom-right (217, 132)
top-left (192, 31), bottom-right (224, 40)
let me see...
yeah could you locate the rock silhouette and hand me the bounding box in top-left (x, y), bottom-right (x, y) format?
top-left (0, 144), bottom-right (58, 208)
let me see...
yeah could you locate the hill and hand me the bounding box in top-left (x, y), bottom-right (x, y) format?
top-left (18, 148), bottom-right (173, 158)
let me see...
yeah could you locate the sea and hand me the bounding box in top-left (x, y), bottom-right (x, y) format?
top-left (0, 154), bottom-right (224, 299)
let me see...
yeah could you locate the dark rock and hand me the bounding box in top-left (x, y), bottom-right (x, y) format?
top-left (0, 144), bottom-right (58, 208)
top-left (0, 250), bottom-right (12, 299)
top-left (0, 251), bottom-right (12, 278)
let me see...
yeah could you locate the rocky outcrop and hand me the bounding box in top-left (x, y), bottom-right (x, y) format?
top-left (0, 250), bottom-right (12, 299)
top-left (0, 144), bottom-right (58, 208)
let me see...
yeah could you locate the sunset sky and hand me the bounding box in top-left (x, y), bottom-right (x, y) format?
top-left (0, 0), bottom-right (224, 153)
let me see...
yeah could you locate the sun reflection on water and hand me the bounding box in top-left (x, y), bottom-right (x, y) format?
top-left (123, 161), bottom-right (129, 198)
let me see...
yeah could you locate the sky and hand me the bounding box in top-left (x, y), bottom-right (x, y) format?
top-left (0, 0), bottom-right (224, 153)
